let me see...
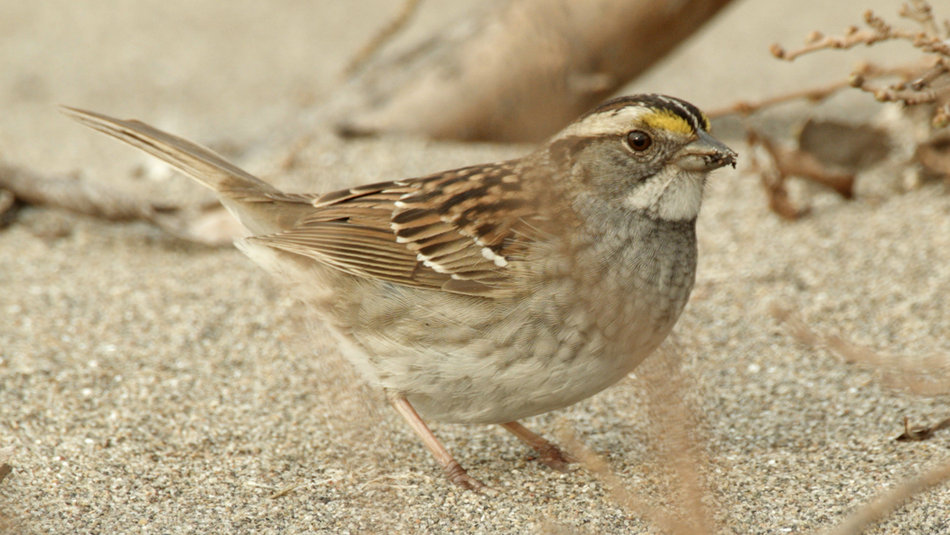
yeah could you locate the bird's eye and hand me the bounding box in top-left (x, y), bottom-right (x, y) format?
top-left (625, 130), bottom-right (652, 152)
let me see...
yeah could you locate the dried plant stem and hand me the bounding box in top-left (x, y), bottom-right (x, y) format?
top-left (557, 346), bottom-right (715, 535)
top-left (823, 457), bottom-right (950, 535)
top-left (745, 128), bottom-right (855, 220)
top-left (716, 0), bottom-right (949, 154)
top-left (896, 415), bottom-right (950, 442)
top-left (900, 0), bottom-right (940, 36)
top-left (707, 80), bottom-right (851, 118)
top-left (767, 3), bottom-right (950, 122)
top-left (640, 348), bottom-right (713, 535)
top-left (772, 9), bottom-right (950, 62)
top-left (770, 304), bottom-right (950, 396)
top-left (906, 57), bottom-right (948, 90)
top-left (0, 163), bottom-right (160, 221)
top-left (558, 431), bottom-right (666, 531)
top-left (559, 429), bottom-right (711, 535)
top-left (0, 188), bottom-right (14, 222)
top-left (0, 162), bottom-right (240, 245)
top-left (709, 63), bottom-right (927, 119)
top-left (342, 0), bottom-right (423, 77)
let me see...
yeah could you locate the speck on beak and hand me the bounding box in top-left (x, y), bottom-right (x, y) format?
top-left (675, 130), bottom-right (737, 172)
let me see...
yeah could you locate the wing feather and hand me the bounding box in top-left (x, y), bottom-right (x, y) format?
top-left (253, 162), bottom-right (539, 297)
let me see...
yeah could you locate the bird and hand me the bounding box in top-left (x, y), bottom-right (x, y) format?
top-left (63, 94), bottom-right (736, 490)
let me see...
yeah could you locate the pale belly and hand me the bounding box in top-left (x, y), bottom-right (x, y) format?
top-left (242, 212), bottom-right (697, 424)
top-left (335, 227), bottom-right (696, 423)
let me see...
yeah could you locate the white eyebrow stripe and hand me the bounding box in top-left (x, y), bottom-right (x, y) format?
top-left (551, 106), bottom-right (651, 140)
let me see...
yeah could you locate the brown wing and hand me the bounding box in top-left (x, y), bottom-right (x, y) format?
top-left (250, 162), bottom-right (539, 297)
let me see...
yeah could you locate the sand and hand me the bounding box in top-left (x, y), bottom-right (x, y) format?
top-left (1, 1), bottom-right (948, 533)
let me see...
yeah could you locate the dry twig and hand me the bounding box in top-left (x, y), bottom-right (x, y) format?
top-left (342, 0), bottom-right (424, 77)
top-left (770, 304), bottom-right (950, 396)
top-left (0, 163), bottom-right (163, 222)
top-left (895, 415), bottom-right (950, 442)
top-left (719, 2), bottom-right (950, 219)
top-left (0, 188), bottom-right (15, 225)
top-left (0, 446), bottom-right (12, 485)
top-left (745, 128), bottom-right (855, 220)
top-left (768, 2), bottom-right (950, 127)
top-left (707, 63), bottom-right (927, 118)
top-left (557, 345), bottom-right (715, 535)
top-left (770, 303), bottom-right (950, 531)
top-left (707, 80), bottom-right (852, 119)
top-left (823, 456), bottom-right (950, 535)
top-left (0, 162), bottom-right (240, 245)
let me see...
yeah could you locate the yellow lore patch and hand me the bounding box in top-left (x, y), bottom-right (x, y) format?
top-left (642, 109), bottom-right (696, 135)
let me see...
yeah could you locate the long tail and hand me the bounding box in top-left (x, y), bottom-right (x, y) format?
top-left (62, 106), bottom-right (310, 234)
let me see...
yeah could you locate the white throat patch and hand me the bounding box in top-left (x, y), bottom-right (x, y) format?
top-left (622, 167), bottom-right (705, 221)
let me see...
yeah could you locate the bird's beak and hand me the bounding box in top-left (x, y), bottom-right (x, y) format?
top-left (674, 130), bottom-right (737, 172)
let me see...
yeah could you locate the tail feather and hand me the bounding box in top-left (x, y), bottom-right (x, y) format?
top-left (62, 106), bottom-right (313, 234)
top-left (61, 106), bottom-right (281, 196)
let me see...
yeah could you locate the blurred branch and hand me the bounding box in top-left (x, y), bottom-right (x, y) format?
top-left (333, 0), bottom-right (735, 142)
top-left (707, 63), bottom-right (923, 118)
top-left (771, 5), bottom-right (950, 62)
top-left (895, 415), bottom-right (950, 442)
top-left (770, 304), bottom-right (950, 396)
top-left (0, 162), bottom-right (239, 245)
top-left (823, 456), bottom-right (950, 535)
top-left (707, 80), bottom-right (852, 119)
top-left (717, 2), bottom-right (950, 220)
top-left (0, 163), bottom-right (160, 221)
top-left (766, 2), bottom-right (950, 127)
top-left (558, 345), bottom-right (716, 535)
top-left (342, 0), bottom-right (424, 77)
top-left (745, 128), bottom-right (855, 220)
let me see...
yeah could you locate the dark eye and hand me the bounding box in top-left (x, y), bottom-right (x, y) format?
top-left (626, 130), bottom-right (652, 152)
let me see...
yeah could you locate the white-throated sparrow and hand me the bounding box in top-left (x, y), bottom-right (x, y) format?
top-left (64, 94), bottom-right (736, 490)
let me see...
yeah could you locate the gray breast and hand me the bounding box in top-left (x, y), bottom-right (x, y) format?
top-left (562, 199), bottom-right (698, 350)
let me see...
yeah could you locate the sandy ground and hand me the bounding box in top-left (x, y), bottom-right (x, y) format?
top-left (1, 1), bottom-right (949, 533)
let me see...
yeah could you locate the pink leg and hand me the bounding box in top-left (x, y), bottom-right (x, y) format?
top-left (389, 395), bottom-right (488, 491)
top-left (501, 421), bottom-right (576, 471)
